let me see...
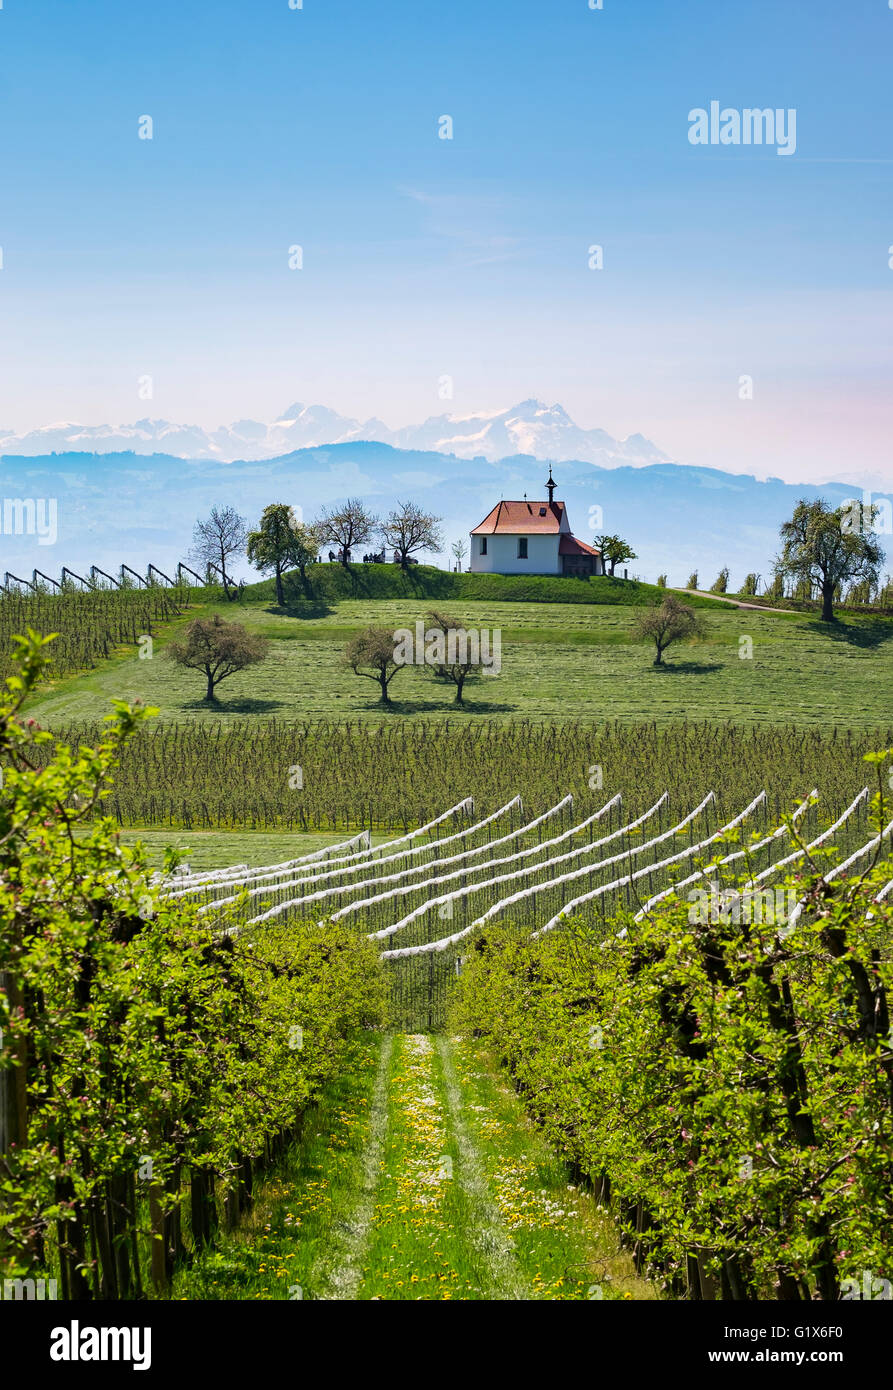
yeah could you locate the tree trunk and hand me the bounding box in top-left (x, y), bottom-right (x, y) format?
top-left (455, 675), bottom-right (465, 704)
top-left (219, 546), bottom-right (234, 600)
top-left (0, 970), bottom-right (28, 1160)
top-left (149, 1183), bottom-right (169, 1293)
top-left (90, 1193), bottom-right (118, 1299)
top-left (776, 1268), bottom-right (803, 1300)
top-left (205, 672), bottom-right (216, 701)
top-left (190, 1166), bottom-right (218, 1248)
top-left (275, 567), bottom-right (285, 605)
top-left (821, 581), bottom-right (835, 622)
top-left (379, 671), bottom-right (391, 704)
top-left (107, 1173), bottom-right (134, 1299)
top-left (696, 1252), bottom-right (718, 1301)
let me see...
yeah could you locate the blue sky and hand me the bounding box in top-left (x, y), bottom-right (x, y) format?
top-left (1, 0), bottom-right (892, 484)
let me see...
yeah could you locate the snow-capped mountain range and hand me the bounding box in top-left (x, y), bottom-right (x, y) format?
top-left (0, 399), bottom-right (670, 468)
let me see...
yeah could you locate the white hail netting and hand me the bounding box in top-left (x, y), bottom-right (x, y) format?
top-left (865, 875), bottom-right (893, 925)
top-left (194, 789), bottom-right (887, 960)
top-left (379, 791), bottom-right (702, 959)
top-left (632, 790), bottom-right (817, 922)
top-left (371, 793), bottom-right (667, 946)
top-left (237, 795), bottom-right (561, 922)
top-left (327, 794), bottom-right (618, 926)
top-left (743, 789), bottom-right (869, 890)
top-left (527, 791), bottom-right (768, 943)
top-left (163, 796), bottom-right (477, 901)
top-left (244, 794), bottom-right (581, 929)
top-left (161, 830), bottom-right (371, 891)
top-left (784, 814), bottom-right (893, 932)
top-left (222, 795), bottom-right (529, 923)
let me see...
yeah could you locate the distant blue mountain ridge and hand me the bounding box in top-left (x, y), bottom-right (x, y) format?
top-left (0, 441), bottom-right (886, 592)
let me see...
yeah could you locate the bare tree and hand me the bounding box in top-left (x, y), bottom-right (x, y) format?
top-left (317, 498), bottom-right (379, 569)
top-left (382, 501), bottom-right (444, 570)
top-left (167, 615), bottom-right (269, 702)
top-left (425, 610), bottom-right (486, 704)
top-left (189, 506), bottom-right (247, 600)
top-left (634, 595), bottom-right (701, 666)
top-left (344, 625), bottom-right (406, 705)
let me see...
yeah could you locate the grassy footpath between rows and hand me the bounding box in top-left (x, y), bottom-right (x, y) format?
top-left (177, 1031), bottom-right (655, 1301)
top-left (448, 1035), bottom-right (653, 1301)
top-left (172, 1033), bottom-right (383, 1301)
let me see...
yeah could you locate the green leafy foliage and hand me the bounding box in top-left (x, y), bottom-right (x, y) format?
top-left (0, 632), bottom-right (386, 1297)
top-left (451, 771), bottom-right (893, 1299)
top-left (777, 497), bottom-right (884, 623)
top-left (246, 504), bottom-right (319, 605)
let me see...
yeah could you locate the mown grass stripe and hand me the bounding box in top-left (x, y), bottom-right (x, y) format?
top-left (312, 1033), bottom-right (394, 1301)
top-left (435, 1035), bottom-right (530, 1301)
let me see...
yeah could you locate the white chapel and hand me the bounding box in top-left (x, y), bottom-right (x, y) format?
top-left (469, 470), bottom-right (603, 577)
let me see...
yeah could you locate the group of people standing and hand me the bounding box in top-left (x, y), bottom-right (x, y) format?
top-left (323, 548), bottom-right (412, 565)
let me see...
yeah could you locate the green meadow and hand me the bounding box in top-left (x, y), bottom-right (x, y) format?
top-left (26, 589), bottom-right (893, 730)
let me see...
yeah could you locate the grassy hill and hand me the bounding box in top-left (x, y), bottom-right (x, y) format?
top-left (24, 574), bottom-right (893, 730)
top-left (241, 565), bottom-right (726, 607)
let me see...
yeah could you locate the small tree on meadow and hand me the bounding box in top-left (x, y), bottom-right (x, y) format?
top-left (344, 625), bottom-right (406, 705)
top-left (382, 502), bottom-right (444, 570)
top-left (686, 571), bottom-right (699, 591)
top-left (710, 567), bottom-right (730, 594)
top-left (167, 615), bottom-right (269, 702)
top-left (634, 594), bottom-right (701, 666)
top-left (317, 498), bottom-right (379, 569)
top-left (189, 506), bottom-right (247, 600)
top-left (424, 610), bottom-right (486, 705)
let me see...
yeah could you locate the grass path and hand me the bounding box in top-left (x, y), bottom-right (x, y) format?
top-left (435, 1035), bottom-right (529, 1299)
top-left (177, 1031), bottom-right (657, 1301)
top-left (670, 587), bottom-right (793, 616)
top-left (312, 1034), bottom-right (393, 1300)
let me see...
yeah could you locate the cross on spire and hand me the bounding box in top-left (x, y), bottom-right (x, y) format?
top-left (545, 469), bottom-right (556, 503)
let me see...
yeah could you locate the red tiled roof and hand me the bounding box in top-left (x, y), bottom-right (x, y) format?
top-left (471, 500), bottom-right (565, 534)
top-left (559, 534), bottom-right (601, 557)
